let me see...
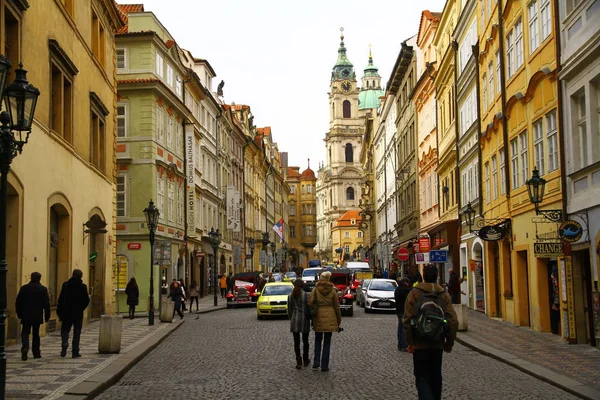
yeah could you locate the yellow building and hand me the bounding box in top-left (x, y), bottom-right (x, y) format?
top-left (286, 162), bottom-right (317, 269)
top-left (331, 210), bottom-right (364, 264)
top-left (479, 0), bottom-right (564, 336)
top-left (6, 0), bottom-right (123, 339)
top-left (432, 0), bottom-right (459, 283)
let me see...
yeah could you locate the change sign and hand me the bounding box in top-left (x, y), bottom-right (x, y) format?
top-left (534, 242), bottom-right (563, 258)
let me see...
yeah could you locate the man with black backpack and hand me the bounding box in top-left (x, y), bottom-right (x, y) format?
top-left (403, 264), bottom-right (458, 400)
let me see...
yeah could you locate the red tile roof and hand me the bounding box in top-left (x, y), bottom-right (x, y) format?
top-left (287, 167), bottom-right (301, 178)
top-left (256, 127), bottom-right (272, 136)
top-left (333, 210), bottom-right (362, 228)
top-left (115, 3), bottom-right (144, 34)
top-left (300, 167), bottom-right (316, 180)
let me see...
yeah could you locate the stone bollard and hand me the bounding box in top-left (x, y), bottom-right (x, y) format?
top-left (160, 296), bottom-right (175, 322)
top-left (453, 303), bottom-right (468, 332)
top-left (98, 315), bottom-right (123, 354)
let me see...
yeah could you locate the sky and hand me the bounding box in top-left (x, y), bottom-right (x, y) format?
top-left (137, 0), bottom-right (447, 169)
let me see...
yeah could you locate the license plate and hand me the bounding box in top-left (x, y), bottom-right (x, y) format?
top-left (379, 302), bottom-right (390, 306)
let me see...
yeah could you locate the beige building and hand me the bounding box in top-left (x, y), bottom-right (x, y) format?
top-left (286, 162), bottom-right (317, 268)
top-left (331, 210), bottom-right (364, 264)
top-left (6, 0), bottom-right (123, 339)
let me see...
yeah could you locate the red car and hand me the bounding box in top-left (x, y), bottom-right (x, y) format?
top-left (226, 272), bottom-right (262, 308)
top-left (327, 268), bottom-right (355, 317)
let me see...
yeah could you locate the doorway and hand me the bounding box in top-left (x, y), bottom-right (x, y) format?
top-left (473, 241), bottom-right (485, 313)
top-left (7, 176), bottom-right (22, 340)
top-left (87, 214), bottom-right (106, 319)
top-left (516, 250), bottom-right (530, 327)
top-left (572, 249), bottom-right (596, 346)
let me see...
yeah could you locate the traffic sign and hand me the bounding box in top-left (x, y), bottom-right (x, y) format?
top-left (397, 248), bottom-right (409, 262)
top-left (429, 250), bottom-right (448, 263)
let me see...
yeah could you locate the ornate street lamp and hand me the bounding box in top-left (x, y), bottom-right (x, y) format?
top-left (526, 167), bottom-right (562, 222)
top-left (269, 242), bottom-right (276, 271)
top-left (247, 237), bottom-right (255, 271)
top-left (0, 59), bottom-right (39, 395)
top-left (208, 228), bottom-right (221, 306)
top-left (261, 231), bottom-right (270, 250)
top-left (143, 200), bottom-right (159, 326)
top-left (463, 202), bottom-right (476, 233)
top-left (282, 242), bottom-right (287, 272)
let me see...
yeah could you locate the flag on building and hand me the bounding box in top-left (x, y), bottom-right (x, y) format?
top-left (272, 218), bottom-right (284, 242)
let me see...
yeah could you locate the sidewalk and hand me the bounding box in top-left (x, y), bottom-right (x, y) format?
top-left (456, 309), bottom-right (600, 400)
top-left (6, 295), bottom-right (226, 400)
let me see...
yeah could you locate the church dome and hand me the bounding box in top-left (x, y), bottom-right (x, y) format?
top-left (359, 89), bottom-right (384, 110)
top-left (300, 167), bottom-right (316, 179)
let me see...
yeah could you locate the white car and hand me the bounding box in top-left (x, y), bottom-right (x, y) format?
top-left (301, 267), bottom-right (324, 292)
top-left (364, 279), bottom-right (397, 313)
top-left (355, 279), bottom-right (372, 307)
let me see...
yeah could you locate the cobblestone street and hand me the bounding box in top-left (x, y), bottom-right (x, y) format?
top-left (97, 307), bottom-right (579, 400)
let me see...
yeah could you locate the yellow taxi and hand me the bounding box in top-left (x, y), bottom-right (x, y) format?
top-left (256, 282), bottom-right (294, 319)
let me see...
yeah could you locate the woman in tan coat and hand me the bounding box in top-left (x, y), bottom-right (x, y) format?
top-left (309, 271), bottom-right (341, 372)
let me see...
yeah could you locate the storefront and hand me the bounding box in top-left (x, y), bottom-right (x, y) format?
top-left (428, 220), bottom-right (459, 286)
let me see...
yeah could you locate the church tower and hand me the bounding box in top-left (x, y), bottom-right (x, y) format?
top-left (316, 28), bottom-right (366, 262)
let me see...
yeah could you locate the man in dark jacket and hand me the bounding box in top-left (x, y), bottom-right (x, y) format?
top-left (16, 272), bottom-right (51, 360)
top-left (57, 269), bottom-right (90, 358)
top-left (403, 264), bottom-right (458, 400)
top-left (447, 268), bottom-right (462, 304)
top-left (394, 278), bottom-right (412, 351)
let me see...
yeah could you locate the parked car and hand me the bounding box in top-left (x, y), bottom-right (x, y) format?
top-left (226, 272), bottom-right (262, 308)
top-left (355, 278), bottom-right (373, 307)
top-left (256, 282), bottom-right (294, 319)
top-left (364, 279), bottom-right (397, 313)
top-left (283, 271), bottom-right (297, 282)
top-left (301, 267), bottom-right (325, 292)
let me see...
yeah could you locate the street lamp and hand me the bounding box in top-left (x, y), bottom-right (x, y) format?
top-left (209, 228), bottom-right (221, 306)
top-left (463, 202), bottom-right (476, 233)
top-left (143, 200), bottom-right (159, 326)
top-left (247, 237), bottom-right (255, 271)
top-left (282, 242), bottom-right (287, 272)
top-left (0, 59), bottom-right (39, 395)
top-left (269, 242), bottom-right (276, 271)
top-left (526, 167), bottom-right (562, 222)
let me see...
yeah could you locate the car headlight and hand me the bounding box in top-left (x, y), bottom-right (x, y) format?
top-left (258, 301), bottom-right (268, 306)
top-left (341, 299), bottom-right (346, 305)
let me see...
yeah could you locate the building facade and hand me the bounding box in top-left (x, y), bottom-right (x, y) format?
top-left (286, 162), bottom-right (317, 269)
top-left (331, 210), bottom-right (363, 265)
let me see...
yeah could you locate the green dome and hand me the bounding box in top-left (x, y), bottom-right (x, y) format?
top-left (331, 30), bottom-right (355, 81)
top-left (359, 89), bottom-right (384, 110)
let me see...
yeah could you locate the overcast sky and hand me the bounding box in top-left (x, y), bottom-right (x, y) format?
top-left (137, 0), bottom-right (447, 169)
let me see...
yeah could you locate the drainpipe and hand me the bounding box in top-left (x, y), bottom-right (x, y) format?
top-left (553, 0), bottom-right (568, 220)
top-left (498, 0), bottom-right (511, 204)
top-left (472, 42), bottom-right (484, 217)
top-left (451, 41), bottom-right (461, 222)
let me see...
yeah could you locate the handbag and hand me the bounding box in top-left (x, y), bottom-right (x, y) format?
top-left (307, 290), bottom-right (319, 318)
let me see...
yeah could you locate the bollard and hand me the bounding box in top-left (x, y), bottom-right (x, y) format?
top-left (160, 296), bottom-right (175, 322)
top-left (453, 303), bottom-right (468, 331)
top-left (98, 315), bottom-right (123, 354)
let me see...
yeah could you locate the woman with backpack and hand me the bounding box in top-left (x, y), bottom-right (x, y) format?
top-left (125, 278), bottom-right (139, 319)
top-left (309, 271), bottom-right (341, 372)
top-left (288, 279), bottom-right (311, 369)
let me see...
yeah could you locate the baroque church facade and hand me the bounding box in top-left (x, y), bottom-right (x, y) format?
top-left (316, 30), bottom-right (384, 261)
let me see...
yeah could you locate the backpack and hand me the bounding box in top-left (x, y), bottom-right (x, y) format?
top-left (412, 289), bottom-right (447, 342)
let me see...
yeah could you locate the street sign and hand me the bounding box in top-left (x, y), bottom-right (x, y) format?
top-left (534, 242), bottom-right (563, 258)
top-left (419, 237), bottom-right (431, 253)
top-left (429, 250), bottom-right (448, 263)
top-left (397, 248), bottom-right (409, 262)
top-left (127, 242), bottom-right (142, 250)
top-left (415, 252), bottom-right (430, 264)
top-left (89, 252), bottom-right (98, 262)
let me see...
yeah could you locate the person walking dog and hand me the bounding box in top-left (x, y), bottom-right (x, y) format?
top-left (16, 272), bottom-right (51, 360)
top-left (57, 269), bottom-right (90, 358)
top-left (288, 278), bottom-right (311, 369)
top-left (309, 271), bottom-right (341, 372)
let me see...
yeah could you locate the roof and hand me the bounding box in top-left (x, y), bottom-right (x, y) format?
top-left (300, 167), bottom-right (316, 180)
top-left (287, 167), bottom-right (301, 178)
top-left (256, 127), bottom-right (272, 137)
top-left (358, 89), bottom-right (384, 110)
top-left (417, 10), bottom-right (442, 47)
top-left (115, 3), bottom-right (144, 34)
top-left (333, 210), bottom-right (362, 228)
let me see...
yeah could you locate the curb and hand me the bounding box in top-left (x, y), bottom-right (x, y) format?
top-left (456, 334), bottom-right (600, 400)
top-left (56, 320), bottom-right (185, 400)
top-left (195, 305), bottom-right (227, 314)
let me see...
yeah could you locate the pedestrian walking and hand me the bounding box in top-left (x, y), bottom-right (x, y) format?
top-left (403, 264), bottom-right (458, 400)
top-left (309, 271), bottom-right (341, 372)
top-left (125, 277), bottom-right (139, 319)
top-left (15, 272), bottom-right (51, 360)
top-left (57, 269), bottom-right (90, 358)
top-left (188, 280), bottom-right (200, 312)
top-left (219, 274), bottom-right (227, 298)
top-left (168, 280), bottom-right (185, 319)
top-left (179, 279), bottom-right (187, 311)
top-left (226, 272), bottom-right (234, 294)
top-left (550, 266), bottom-right (560, 334)
top-left (288, 278), bottom-right (311, 369)
top-left (447, 268), bottom-right (462, 304)
top-left (394, 277), bottom-right (412, 352)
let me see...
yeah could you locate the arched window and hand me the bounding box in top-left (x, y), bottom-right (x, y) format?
top-left (343, 100), bottom-right (351, 118)
top-left (346, 187), bottom-right (355, 200)
top-left (345, 143), bottom-right (353, 162)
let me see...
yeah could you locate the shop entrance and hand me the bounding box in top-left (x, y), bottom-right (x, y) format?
top-left (516, 250), bottom-right (531, 327)
top-left (572, 249), bottom-right (596, 346)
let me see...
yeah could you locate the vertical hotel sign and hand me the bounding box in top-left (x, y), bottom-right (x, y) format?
top-left (185, 125), bottom-right (196, 237)
top-left (226, 186), bottom-right (241, 232)
top-left (560, 256), bottom-right (576, 340)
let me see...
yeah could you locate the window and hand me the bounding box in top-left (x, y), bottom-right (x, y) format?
top-left (515, 19), bottom-right (524, 70)
top-left (496, 51), bottom-right (501, 93)
top-left (157, 106), bottom-right (164, 144)
top-left (541, 0), bottom-right (551, 39)
top-left (546, 110), bottom-right (558, 172)
top-left (427, 175), bottom-right (432, 209)
top-left (117, 176), bottom-right (127, 217)
top-left (116, 48), bottom-right (127, 69)
top-left (157, 175), bottom-right (165, 220)
top-left (168, 181), bottom-right (175, 222)
top-left (506, 19), bottom-right (523, 78)
top-left (177, 186), bottom-right (184, 225)
top-left (176, 75), bottom-right (182, 98)
top-left (520, 131), bottom-right (529, 186)
top-left (50, 40), bottom-right (77, 143)
top-left (345, 143), bottom-right (353, 162)
top-left (358, 231), bottom-right (363, 238)
top-left (533, 119), bottom-right (545, 175)
top-left (511, 138), bottom-right (519, 188)
top-left (344, 245), bottom-right (350, 254)
top-left (167, 117), bottom-right (174, 150)
top-left (506, 29), bottom-right (514, 77)
top-left (499, 148), bottom-right (506, 194)
top-left (167, 64), bottom-right (174, 87)
top-left (576, 92), bottom-right (588, 169)
top-left (343, 100), bottom-right (351, 118)
top-left (290, 226), bottom-right (296, 238)
top-left (529, 1), bottom-right (540, 52)
top-left (290, 205), bottom-right (296, 216)
top-left (488, 63), bottom-right (494, 102)
top-left (433, 172), bottom-right (439, 206)
top-left (345, 231), bottom-right (350, 238)
top-left (482, 74), bottom-right (488, 111)
top-left (91, 9), bottom-right (106, 66)
top-left (59, 0), bottom-right (74, 16)
top-left (117, 103), bottom-right (127, 137)
top-left (485, 162), bottom-right (491, 204)
top-left (566, 0), bottom-right (583, 14)
top-left (90, 92), bottom-right (108, 173)
top-left (176, 123), bottom-right (183, 156)
top-left (307, 184), bottom-right (312, 194)
top-left (156, 53), bottom-right (164, 77)
top-left (346, 187), bottom-right (355, 200)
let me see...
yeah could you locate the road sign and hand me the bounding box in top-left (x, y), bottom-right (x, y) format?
top-left (397, 248), bottom-right (409, 262)
top-left (429, 250), bottom-right (448, 263)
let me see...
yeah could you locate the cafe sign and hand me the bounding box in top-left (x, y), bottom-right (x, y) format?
top-left (534, 242), bottom-right (564, 258)
top-left (478, 225), bottom-right (506, 241)
top-left (558, 220), bottom-right (583, 243)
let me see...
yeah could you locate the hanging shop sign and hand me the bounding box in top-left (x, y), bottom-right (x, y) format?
top-left (558, 220), bottom-right (583, 243)
top-left (418, 237), bottom-right (431, 253)
top-left (534, 242), bottom-right (564, 258)
top-left (478, 225), bottom-right (506, 241)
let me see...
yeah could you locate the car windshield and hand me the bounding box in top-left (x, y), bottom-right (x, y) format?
top-left (262, 285), bottom-right (293, 296)
top-left (369, 281), bottom-right (397, 291)
top-left (331, 275), bottom-right (349, 285)
top-left (361, 279), bottom-right (372, 288)
top-left (285, 272), bottom-right (296, 278)
top-left (303, 270), bottom-right (319, 278)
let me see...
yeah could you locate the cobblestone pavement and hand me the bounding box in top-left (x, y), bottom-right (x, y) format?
top-left (6, 315), bottom-right (175, 400)
top-left (97, 306), bottom-right (579, 400)
top-left (459, 309), bottom-right (600, 391)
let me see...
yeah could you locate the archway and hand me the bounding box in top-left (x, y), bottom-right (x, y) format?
top-left (472, 240), bottom-right (486, 313)
top-left (86, 212), bottom-right (107, 319)
top-left (220, 254), bottom-right (226, 275)
top-left (48, 193), bottom-right (73, 314)
top-left (7, 173), bottom-right (23, 340)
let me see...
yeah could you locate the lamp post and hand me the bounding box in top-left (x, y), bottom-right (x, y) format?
top-left (269, 242), bottom-right (276, 271)
top-left (0, 59), bottom-right (39, 395)
top-left (282, 242), bottom-right (287, 272)
top-left (209, 228), bottom-right (221, 306)
top-left (247, 237), bottom-right (255, 271)
top-left (261, 231), bottom-right (270, 270)
top-left (463, 202), bottom-right (476, 233)
top-left (143, 200), bottom-right (159, 326)
top-left (526, 167), bottom-right (563, 222)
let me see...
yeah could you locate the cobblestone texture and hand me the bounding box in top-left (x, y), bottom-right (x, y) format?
top-left (96, 307), bottom-right (579, 400)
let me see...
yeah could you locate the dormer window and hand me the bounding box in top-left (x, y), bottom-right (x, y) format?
top-left (350, 218), bottom-right (356, 225)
